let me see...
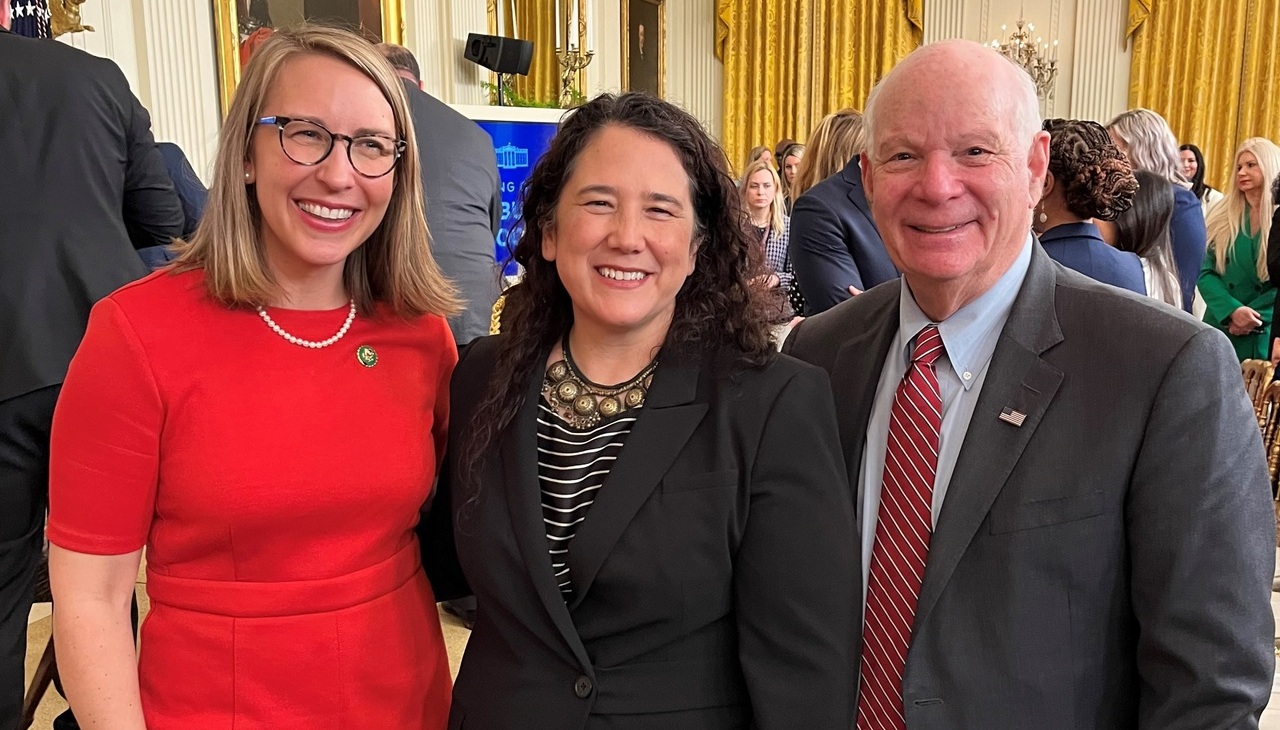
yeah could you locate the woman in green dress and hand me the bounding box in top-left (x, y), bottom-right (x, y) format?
top-left (1199, 137), bottom-right (1280, 361)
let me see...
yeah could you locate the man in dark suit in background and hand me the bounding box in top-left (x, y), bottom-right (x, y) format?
top-left (785, 39), bottom-right (1275, 729)
top-left (0, 8), bottom-right (182, 726)
top-left (133, 141), bottom-right (208, 270)
top-left (789, 152), bottom-right (897, 314)
top-left (379, 44), bottom-right (501, 346)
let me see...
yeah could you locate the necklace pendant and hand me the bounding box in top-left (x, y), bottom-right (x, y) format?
top-left (598, 396), bottom-right (622, 418)
top-left (356, 345), bottom-right (378, 368)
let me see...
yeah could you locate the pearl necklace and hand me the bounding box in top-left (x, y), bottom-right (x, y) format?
top-left (256, 300), bottom-right (356, 349)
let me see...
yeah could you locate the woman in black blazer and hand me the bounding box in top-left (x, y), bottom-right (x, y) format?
top-left (422, 93), bottom-right (857, 730)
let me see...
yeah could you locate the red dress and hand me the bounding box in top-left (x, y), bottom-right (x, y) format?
top-left (48, 269), bottom-right (456, 729)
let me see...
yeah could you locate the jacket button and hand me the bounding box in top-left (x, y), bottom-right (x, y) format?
top-left (1228, 283), bottom-right (1235, 290)
top-left (574, 676), bottom-right (593, 698)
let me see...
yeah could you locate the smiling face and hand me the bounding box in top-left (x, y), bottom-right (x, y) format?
top-left (863, 43), bottom-right (1048, 319)
top-left (1236, 150), bottom-right (1263, 194)
top-left (541, 124), bottom-right (697, 347)
top-left (246, 53), bottom-right (396, 290)
top-left (1180, 149), bottom-right (1198, 179)
top-left (745, 169), bottom-right (776, 213)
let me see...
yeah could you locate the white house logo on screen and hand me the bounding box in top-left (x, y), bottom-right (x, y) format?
top-left (496, 144), bottom-right (530, 170)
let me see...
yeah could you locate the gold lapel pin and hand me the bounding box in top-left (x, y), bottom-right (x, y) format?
top-left (356, 345), bottom-right (378, 368)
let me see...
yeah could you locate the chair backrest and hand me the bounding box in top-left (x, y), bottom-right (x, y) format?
top-left (1260, 381), bottom-right (1280, 485)
top-left (1241, 359), bottom-right (1274, 425)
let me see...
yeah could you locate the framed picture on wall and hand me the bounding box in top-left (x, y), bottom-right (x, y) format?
top-left (621, 0), bottom-right (664, 97)
top-left (213, 0), bottom-right (404, 114)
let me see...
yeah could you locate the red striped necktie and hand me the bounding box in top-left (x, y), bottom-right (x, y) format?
top-left (857, 324), bottom-right (944, 730)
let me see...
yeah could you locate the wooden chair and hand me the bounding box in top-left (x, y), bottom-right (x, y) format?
top-left (1241, 359), bottom-right (1274, 426)
top-left (1258, 380), bottom-right (1280, 550)
top-left (21, 537), bottom-right (57, 729)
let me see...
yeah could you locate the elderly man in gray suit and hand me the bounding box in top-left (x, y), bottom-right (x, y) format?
top-left (380, 44), bottom-right (501, 345)
top-left (784, 40), bottom-right (1275, 729)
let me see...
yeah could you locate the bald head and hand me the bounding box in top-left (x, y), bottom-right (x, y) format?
top-left (857, 39), bottom-right (1050, 321)
top-left (864, 40), bottom-right (1041, 157)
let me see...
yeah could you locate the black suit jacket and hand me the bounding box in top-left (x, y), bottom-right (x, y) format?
top-left (1266, 209), bottom-right (1280, 349)
top-left (789, 157), bottom-right (897, 314)
top-left (0, 28), bottom-right (183, 403)
top-left (402, 79), bottom-right (501, 345)
top-left (784, 246), bottom-right (1275, 729)
top-left (422, 337), bottom-right (858, 729)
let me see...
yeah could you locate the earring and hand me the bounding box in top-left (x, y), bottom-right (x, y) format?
top-left (1038, 210), bottom-right (1048, 224)
top-left (244, 172), bottom-right (251, 181)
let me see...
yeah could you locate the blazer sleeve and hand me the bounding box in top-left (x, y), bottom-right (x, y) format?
top-left (789, 191), bottom-right (862, 312)
top-left (1198, 244), bottom-right (1243, 326)
top-left (1244, 284), bottom-right (1276, 328)
top-left (735, 365), bottom-right (857, 729)
top-left (1269, 211), bottom-right (1280, 347)
top-left (121, 91), bottom-right (184, 249)
top-left (1127, 327), bottom-right (1275, 729)
top-left (419, 339), bottom-right (474, 603)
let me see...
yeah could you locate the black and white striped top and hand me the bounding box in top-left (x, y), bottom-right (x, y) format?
top-left (537, 400), bottom-right (639, 600)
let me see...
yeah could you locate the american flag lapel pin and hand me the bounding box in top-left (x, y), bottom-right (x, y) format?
top-left (998, 407), bottom-right (1027, 427)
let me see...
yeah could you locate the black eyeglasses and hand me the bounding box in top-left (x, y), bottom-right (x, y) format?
top-left (257, 116), bottom-right (406, 179)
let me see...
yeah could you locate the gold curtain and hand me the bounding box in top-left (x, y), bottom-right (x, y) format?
top-left (1129, 0), bottom-right (1280, 190)
top-left (716, 0), bottom-right (920, 176)
top-left (490, 0), bottom-right (558, 106)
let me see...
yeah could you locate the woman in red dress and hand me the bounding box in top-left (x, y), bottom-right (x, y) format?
top-left (47, 26), bottom-right (458, 729)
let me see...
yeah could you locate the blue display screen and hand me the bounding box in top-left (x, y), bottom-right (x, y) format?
top-left (477, 120), bottom-right (561, 277)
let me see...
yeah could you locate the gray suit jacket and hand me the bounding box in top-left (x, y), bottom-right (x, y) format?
top-left (784, 244), bottom-right (1275, 729)
top-left (402, 79), bottom-right (501, 344)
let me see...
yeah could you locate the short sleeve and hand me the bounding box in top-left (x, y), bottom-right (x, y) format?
top-left (48, 297), bottom-right (163, 555)
top-left (431, 316), bottom-right (460, 480)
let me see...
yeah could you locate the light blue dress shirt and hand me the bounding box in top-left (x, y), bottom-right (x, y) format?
top-left (858, 235), bottom-right (1033, 594)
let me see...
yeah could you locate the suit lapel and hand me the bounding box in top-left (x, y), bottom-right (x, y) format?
top-left (565, 360), bottom-right (708, 611)
top-left (843, 163), bottom-right (878, 231)
top-left (913, 247), bottom-right (1065, 630)
top-left (501, 365), bottom-right (593, 670)
top-left (831, 287), bottom-right (901, 512)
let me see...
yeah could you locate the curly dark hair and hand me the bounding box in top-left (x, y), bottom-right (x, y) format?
top-left (1179, 143), bottom-right (1210, 199)
top-left (458, 92), bottom-right (778, 490)
top-left (1043, 118), bottom-right (1137, 221)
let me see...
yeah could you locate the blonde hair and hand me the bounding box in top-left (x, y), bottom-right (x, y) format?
top-left (740, 159), bottom-right (785, 233)
top-left (790, 109), bottom-right (865, 200)
top-left (171, 25), bottom-right (459, 318)
top-left (1106, 109), bottom-right (1187, 187)
top-left (779, 142), bottom-right (805, 199)
top-left (1205, 137), bottom-right (1280, 279)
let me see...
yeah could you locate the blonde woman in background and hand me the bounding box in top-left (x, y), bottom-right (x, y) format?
top-left (1199, 137), bottom-right (1280, 361)
top-left (47, 26), bottom-right (459, 728)
top-left (741, 158), bottom-right (794, 317)
top-left (745, 144), bottom-right (773, 172)
top-left (1107, 109), bottom-right (1206, 313)
top-left (787, 108), bottom-right (895, 314)
top-left (789, 109), bottom-right (865, 201)
top-left (778, 142), bottom-right (805, 213)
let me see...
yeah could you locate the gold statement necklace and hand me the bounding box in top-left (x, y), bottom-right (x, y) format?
top-left (542, 335), bottom-right (658, 429)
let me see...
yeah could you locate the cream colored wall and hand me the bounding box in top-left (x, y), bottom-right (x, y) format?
top-left (923, 0), bottom-right (1131, 124)
top-left (58, 0), bottom-right (220, 184)
top-left (50, 0), bottom-right (725, 181)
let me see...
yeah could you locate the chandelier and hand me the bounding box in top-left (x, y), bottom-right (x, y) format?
top-left (987, 18), bottom-right (1058, 98)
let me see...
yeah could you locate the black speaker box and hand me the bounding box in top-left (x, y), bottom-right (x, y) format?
top-left (464, 33), bottom-right (534, 76)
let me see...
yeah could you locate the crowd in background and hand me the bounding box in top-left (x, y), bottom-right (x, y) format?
top-left (740, 104), bottom-right (1280, 365)
top-left (2, 8), bottom-right (1278, 730)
